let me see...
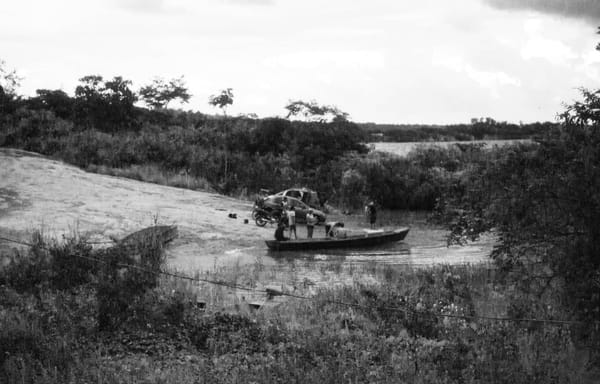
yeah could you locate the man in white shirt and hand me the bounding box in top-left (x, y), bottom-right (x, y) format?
top-left (287, 206), bottom-right (297, 239)
top-left (306, 209), bottom-right (317, 238)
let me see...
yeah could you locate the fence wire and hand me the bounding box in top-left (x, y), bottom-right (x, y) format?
top-left (0, 235), bottom-right (595, 327)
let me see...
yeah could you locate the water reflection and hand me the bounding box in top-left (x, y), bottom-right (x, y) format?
top-left (169, 212), bottom-right (495, 290)
top-left (264, 235), bottom-right (491, 268)
top-left (167, 213), bottom-right (496, 308)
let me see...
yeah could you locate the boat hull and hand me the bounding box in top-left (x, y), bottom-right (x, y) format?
top-left (265, 227), bottom-right (409, 251)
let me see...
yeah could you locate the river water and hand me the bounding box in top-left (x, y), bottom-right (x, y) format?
top-left (180, 211), bottom-right (495, 300)
top-left (372, 139), bottom-right (531, 157)
top-left (165, 142), bottom-right (505, 303)
top-left (240, 211), bottom-right (492, 267)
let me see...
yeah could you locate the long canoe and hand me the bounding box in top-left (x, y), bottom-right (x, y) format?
top-left (266, 227), bottom-right (409, 251)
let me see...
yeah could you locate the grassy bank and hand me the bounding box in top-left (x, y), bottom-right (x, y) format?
top-left (1, 233), bottom-right (595, 383)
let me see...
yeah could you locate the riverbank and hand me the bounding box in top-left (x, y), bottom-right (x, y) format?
top-left (1, 148), bottom-right (491, 272)
top-left (0, 148), bottom-right (271, 259)
top-left (372, 139), bottom-right (533, 157)
top-left (1, 149), bottom-right (597, 383)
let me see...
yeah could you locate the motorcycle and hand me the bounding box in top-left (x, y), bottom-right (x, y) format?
top-left (252, 206), bottom-right (283, 227)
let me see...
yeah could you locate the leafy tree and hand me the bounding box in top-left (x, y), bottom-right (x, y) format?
top-left (103, 76), bottom-right (137, 128)
top-left (0, 59), bottom-right (22, 114)
top-left (139, 76), bottom-right (191, 109)
top-left (439, 89), bottom-right (600, 356)
top-left (74, 75), bottom-right (138, 132)
top-left (0, 59), bottom-right (21, 97)
top-left (285, 100), bottom-right (349, 122)
top-left (74, 75), bottom-right (109, 128)
top-left (208, 88), bottom-right (234, 116)
top-left (207, 88), bottom-right (235, 186)
top-left (29, 89), bottom-right (74, 119)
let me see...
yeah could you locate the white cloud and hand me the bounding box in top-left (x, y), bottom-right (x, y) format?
top-left (520, 17), bottom-right (581, 66)
top-left (467, 68), bottom-right (521, 89)
top-left (114, 0), bottom-right (165, 12)
top-left (264, 51), bottom-right (385, 71)
top-left (223, 0), bottom-right (274, 5)
top-left (1, 0), bottom-right (597, 124)
top-left (521, 37), bottom-right (579, 65)
top-left (432, 53), bottom-right (521, 96)
top-left (577, 50), bottom-right (600, 82)
top-left (302, 27), bottom-right (385, 39)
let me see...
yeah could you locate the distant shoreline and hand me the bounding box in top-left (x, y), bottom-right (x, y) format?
top-left (372, 139), bottom-right (533, 157)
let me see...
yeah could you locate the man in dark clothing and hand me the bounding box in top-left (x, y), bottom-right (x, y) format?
top-left (274, 222), bottom-right (288, 241)
top-left (365, 201), bottom-right (377, 228)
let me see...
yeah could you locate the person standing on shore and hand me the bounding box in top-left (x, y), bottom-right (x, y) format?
top-left (306, 209), bottom-right (317, 238)
top-left (365, 201), bottom-right (377, 228)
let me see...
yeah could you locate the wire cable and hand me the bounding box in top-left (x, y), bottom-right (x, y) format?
top-left (0, 235), bottom-right (595, 326)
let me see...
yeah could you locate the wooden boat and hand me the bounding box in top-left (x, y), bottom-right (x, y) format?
top-left (116, 225), bottom-right (178, 256)
top-left (265, 227), bottom-right (409, 251)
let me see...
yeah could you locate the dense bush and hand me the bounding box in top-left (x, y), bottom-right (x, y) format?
top-left (0, 106), bottom-right (371, 200)
top-left (1, 109), bottom-right (531, 212)
top-left (0, 235), bottom-right (591, 383)
top-left (438, 88), bottom-right (600, 365)
top-left (3, 88), bottom-right (548, 212)
top-left (361, 120), bottom-right (555, 142)
top-left (0, 232), bottom-right (98, 292)
top-left (331, 143), bottom-right (497, 211)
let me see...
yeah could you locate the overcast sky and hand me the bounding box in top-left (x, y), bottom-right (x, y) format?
top-left (2, 0), bottom-right (600, 124)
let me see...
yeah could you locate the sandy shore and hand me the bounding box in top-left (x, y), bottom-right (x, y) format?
top-left (0, 148), bottom-right (274, 266)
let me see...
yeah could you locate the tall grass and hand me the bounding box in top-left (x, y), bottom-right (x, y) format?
top-left (86, 163), bottom-right (214, 192)
top-left (0, 234), bottom-right (595, 383)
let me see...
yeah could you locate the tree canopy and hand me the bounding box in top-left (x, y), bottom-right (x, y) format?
top-left (74, 75), bottom-right (137, 132)
top-left (139, 76), bottom-right (191, 109)
top-left (0, 59), bottom-right (22, 114)
top-left (284, 100), bottom-right (349, 122)
top-left (439, 88), bottom-right (600, 342)
top-left (0, 59), bottom-right (21, 97)
top-left (208, 88), bottom-right (234, 115)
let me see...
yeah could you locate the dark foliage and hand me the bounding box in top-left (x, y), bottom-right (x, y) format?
top-left (0, 232), bottom-right (99, 292)
top-left (73, 75), bottom-right (138, 132)
top-left (438, 88), bottom-right (600, 363)
top-left (361, 120), bottom-right (555, 142)
top-left (26, 89), bottom-right (74, 119)
top-left (0, 101), bottom-right (371, 204)
top-left (0, 239), bottom-right (589, 382)
top-left (139, 76), bottom-right (191, 109)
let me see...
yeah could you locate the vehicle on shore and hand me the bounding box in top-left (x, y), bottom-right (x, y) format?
top-left (253, 206), bottom-right (284, 227)
top-left (271, 188), bottom-right (322, 209)
top-left (253, 191), bottom-right (326, 226)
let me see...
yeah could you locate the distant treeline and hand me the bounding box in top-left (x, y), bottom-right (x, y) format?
top-left (0, 76), bottom-right (559, 212)
top-left (360, 119), bottom-right (557, 142)
top-left (0, 111), bottom-right (368, 205)
top-left (0, 81), bottom-right (371, 206)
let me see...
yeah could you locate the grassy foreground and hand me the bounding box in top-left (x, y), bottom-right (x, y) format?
top-left (0, 233), bottom-right (596, 383)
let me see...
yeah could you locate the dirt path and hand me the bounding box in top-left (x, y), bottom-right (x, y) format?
top-left (0, 148), bottom-right (273, 265)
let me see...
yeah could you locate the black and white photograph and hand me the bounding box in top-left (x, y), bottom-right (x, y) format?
top-left (1, 0), bottom-right (599, 382)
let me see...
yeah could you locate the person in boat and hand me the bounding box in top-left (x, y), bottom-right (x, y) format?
top-left (274, 221), bottom-right (288, 241)
top-left (365, 200), bottom-right (377, 228)
top-left (287, 206), bottom-right (297, 239)
top-left (305, 209), bottom-right (317, 239)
